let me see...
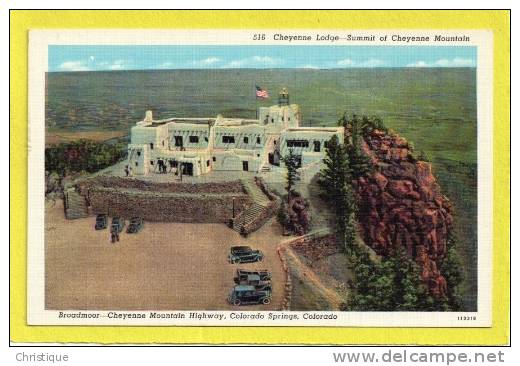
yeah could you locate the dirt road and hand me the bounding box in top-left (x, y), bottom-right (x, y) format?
top-left (45, 200), bottom-right (285, 311)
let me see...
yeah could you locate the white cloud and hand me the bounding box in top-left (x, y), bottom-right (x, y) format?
top-left (407, 58), bottom-right (475, 68)
top-left (337, 58), bottom-right (355, 67)
top-left (193, 57), bottom-right (221, 66)
top-left (359, 59), bottom-right (385, 68)
top-left (300, 64), bottom-right (319, 69)
top-left (434, 57), bottom-right (475, 67)
top-left (224, 56), bottom-right (282, 68)
top-left (336, 58), bottom-right (385, 68)
top-left (107, 59), bottom-right (130, 70)
top-left (156, 62), bottom-right (175, 69)
top-left (58, 61), bottom-right (91, 72)
top-left (95, 59), bottom-right (132, 70)
top-left (406, 60), bottom-right (429, 68)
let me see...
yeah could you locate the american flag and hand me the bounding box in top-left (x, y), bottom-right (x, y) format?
top-left (255, 85), bottom-right (269, 99)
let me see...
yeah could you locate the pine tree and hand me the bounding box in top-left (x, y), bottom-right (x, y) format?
top-left (318, 135), bottom-right (357, 252)
top-left (346, 115), bottom-right (373, 179)
top-left (337, 184), bottom-right (358, 255)
top-left (347, 248), bottom-right (435, 311)
top-left (318, 135), bottom-right (350, 202)
top-left (440, 234), bottom-right (464, 310)
top-left (281, 148), bottom-right (300, 201)
top-left (277, 201), bottom-right (290, 230)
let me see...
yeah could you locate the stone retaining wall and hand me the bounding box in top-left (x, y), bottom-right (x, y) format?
top-left (88, 187), bottom-right (251, 223)
top-left (277, 246), bottom-right (292, 311)
top-left (277, 229), bottom-right (335, 311)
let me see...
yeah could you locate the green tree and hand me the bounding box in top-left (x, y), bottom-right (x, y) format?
top-left (281, 148), bottom-right (300, 201)
top-left (440, 234), bottom-right (464, 311)
top-left (350, 116), bottom-right (373, 179)
top-left (347, 248), bottom-right (435, 311)
top-left (318, 135), bottom-right (358, 253)
top-left (45, 139), bottom-right (126, 177)
top-left (277, 201), bottom-right (290, 229)
top-left (337, 114), bottom-right (373, 179)
top-left (318, 135), bottom-right (350, 201)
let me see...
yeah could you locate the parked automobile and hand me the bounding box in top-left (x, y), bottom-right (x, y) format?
top-left (94, 214), bottom-right (107, 230)
top-left (234, 269), bottom-right (271, 282)
top-left (111, 217), bottom-right (125, 233)
top-left (228, 285), bottom-right (271, 306)
top-left (228, 246), bottom-right (264, 264)
top-left (234, 273), bottom-right (271, 291)
top-left (126, 217), bottom-right (144, 234)
top-left (234, 273), bottom-right (269, 286)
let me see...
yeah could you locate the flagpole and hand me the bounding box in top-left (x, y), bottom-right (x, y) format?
top-left (255, 84), bottom-right (258, 120)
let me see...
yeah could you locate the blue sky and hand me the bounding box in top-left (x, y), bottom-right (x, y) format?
top-left (49, 45), bottom-right (477, 72)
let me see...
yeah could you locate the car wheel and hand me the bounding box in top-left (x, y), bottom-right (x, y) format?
top-left (233, 259), bottom-right (241, 264)
top-left (233, 299), bottom-right (241, 306)
top-left (262, 297), bottom-right (271, 305)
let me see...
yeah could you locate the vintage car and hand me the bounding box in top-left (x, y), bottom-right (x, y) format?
top-left (228, 246), bottom-right (264, 264)
top-left (234, 269), bottom-right (272, 282)
top-left (228, 285), bottom-right (271, 306)
top-left (94, 214), bottom-right (107, 230)
top-left (234, 273), bottom-right (269, 286)
top-left (126, 217), bottom-right (144, 234)
top-left (111, 217), bottom-right (125, 234)
top-left (233, 273), bottom-right (272, 291)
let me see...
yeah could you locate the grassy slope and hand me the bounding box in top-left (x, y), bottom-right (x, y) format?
top-left (46, 68), bottom-right (477, 310)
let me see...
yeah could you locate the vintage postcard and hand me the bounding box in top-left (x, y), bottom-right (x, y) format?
top-left (27, 29), bottom-right (493, 327)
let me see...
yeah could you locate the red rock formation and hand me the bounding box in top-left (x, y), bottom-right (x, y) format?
top-left (356, 129), bottom-right (453, 297)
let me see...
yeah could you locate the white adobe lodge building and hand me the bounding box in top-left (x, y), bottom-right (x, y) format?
top-left (127, 88), bottom-right (344, 177)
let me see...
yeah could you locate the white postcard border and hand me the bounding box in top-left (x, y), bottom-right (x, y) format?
top-left (27, 29), bottom-right (493, 327)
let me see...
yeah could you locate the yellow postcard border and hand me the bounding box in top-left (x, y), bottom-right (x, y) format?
top-left (10, 10), bottom-right (510, 345)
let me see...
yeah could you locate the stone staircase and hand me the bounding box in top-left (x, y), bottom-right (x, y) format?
top-left (232, 202), bottom-right (266, 232)
top-left (64, 187), bottom-right (88, 219)
top-left (231, 179), bottom-right (273, 234)
top-left (241, 179), bottom-right (270, 205)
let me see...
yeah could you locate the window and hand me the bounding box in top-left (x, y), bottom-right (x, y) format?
top-left (204, 137), bottom-right (208, 142)
top-left (212, 156), bottom-right (216, 162)
top-left (150, 143), bottom-right (154, 150)
top-left (189, 135), bottom-right (199, 143)
top-left (206, 160), bottom-right (210, 167)
top-left (286, 140), bottom-right (309, 148)
top-left (222, 136), bottom-right (235, 144)
top-left (137, 151), bottom-right (141, 157)
top-left (314, 140), bottom-right (321, 152)
top-left (282, 117), bottom-right (284, 121)
top-left (271, 118), bottom-right (274, 123)
top-left (162, 140), bottom-right (165, 146)
top-left (256, 136), bottom-right (261, 144)
top-left (150, 160), bottom-right (154, 165)
top-left (243, 136), bottom-right (249, 144)
top-left (135, 162), bottom-right (138, 167)
top-left (174, 136), bottom-right (183, 147)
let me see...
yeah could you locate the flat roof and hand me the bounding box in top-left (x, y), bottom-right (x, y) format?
top-left (285, 127), bottom-right (342, 132)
